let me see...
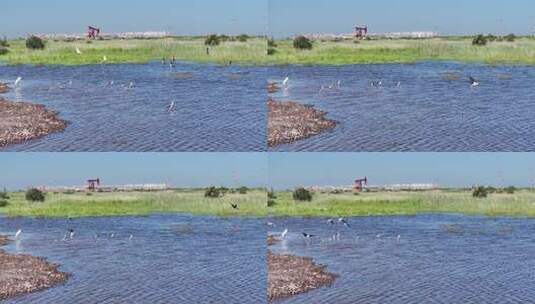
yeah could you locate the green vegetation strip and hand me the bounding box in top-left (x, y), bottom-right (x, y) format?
top-left (269, 190), bottom-right (535, 218)
top-left (0, 190), bottom-right (268, 218)
top-left (1, 37), bottom-right (535, 66)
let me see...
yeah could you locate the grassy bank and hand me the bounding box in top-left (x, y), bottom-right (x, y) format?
top-left (0, 37), bottom-right (267, 65)
top-left (269, 190), bottom-right (535, 217)
top-left (0, 190), bottom-right (268, 218)
top-left (267, 37), bottom-right (535, 65)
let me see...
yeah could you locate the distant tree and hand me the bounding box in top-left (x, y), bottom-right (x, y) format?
top-left (504, 186), bottom-right (516, 194)
top-left (472, 34), bottom-right (488, 46)
top-left (267, 38), bottom-right (277, 48)
top-left (293, 36), bottom-right (313, 50)
top-left (472, 186), bottom-right (488, 198)
top-left (237, 186), bottom-right (248, 194)
top-left (25, 188), bottom-right (45, 202)
top-left (267, 199), bottom-right (276, 207)
top-left (293, 187), bottom-right (312, 201)
top-left (205, 34), bottom-right (220, 46)
top-left (204, 186), bottom-right (221, 198)
top-left (504, 33), bottom-right (516, 42)
top-left (267, 188), bottom-right (277, 199)
top-left (0, 189), bottom-right (9, 200)
top-left (237, 34), bottom-right (249, 42)
top-left (0, 36), bottom-right (9, 47)
top-left (26, 35), bottom-right (45, 50)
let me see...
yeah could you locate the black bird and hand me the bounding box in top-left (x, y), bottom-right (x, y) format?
top-left (338, 217), bottom-right (351, 228)
top-left (327, 219), bottom-right (335, 225)
top-left (302, 232), bottom-right (315, 238)
top-left (230, 203), bottom-right (239, 209)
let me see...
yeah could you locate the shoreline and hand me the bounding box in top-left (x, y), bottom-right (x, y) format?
top-left (0, 96), bottom-right (67, 148)
top-left (267, 235), bottom-right (337, 302)
top-left (268, 98), bottom-right (337, 147)
top-left (0, 235), bottom-right (69, 301)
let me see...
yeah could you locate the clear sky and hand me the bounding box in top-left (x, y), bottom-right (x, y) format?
top-left (0, 153), bottom-right (267, 190)
top-left (1, 0), bottom-right (267, 38)
top-left (269, 153), bottom-right (535, 189)
top-left (2, 153), bottom-right (534, 190)
top-left (269, 0), bottom-right (535, 37)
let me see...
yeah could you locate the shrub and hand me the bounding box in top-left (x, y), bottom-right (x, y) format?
top-left (472, 186), bottom-right (488, 198)
top-left (0, 47), bottom-right (8, 55)
top-left (267, 38), bottom-right (277, 48)
top-left (26, 35), bottom-right (45, 50)
top-left (25, 188), bottom-right (45, 202)
top-left (267, 199), bottom-right (276, 207)
top-left (0, 190), bottom-right (9, 200)
top-left (237, 34), bottom-right (249, 42)
top-left (486, 34), bottom-right (497, 42)
top-left (0, 36), bottom-right (9, 47)
top-left (267, 188), bottom-right (277, 199)
top-left (238, 186), bottom-right (248, 194)
top-left (504, 33), bottom-right (516, 42)
top-left (204, 186), bottom-right (221, 198)
top-left (0, 200), bottom-right (7, 207)
top-left (267, 48), bottom-right (276, 55)
top-left (472, 34), bottom-right (487, 46)
top-left (504, 186), bottom-right (516, 194)
top-left (205, 34), bottom-right (220, 46)
top-left (293, 187), bottom-right (312, 201)
top-left (293, 36), bottom-right (313, 50)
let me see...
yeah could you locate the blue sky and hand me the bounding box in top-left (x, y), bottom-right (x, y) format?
top-left (3, 1), bottom-right (534, 38)
top-left (269, 153), bottom-right (535, 189)
top-left (269, 0), bottom-right (535, 37)
top-left (1, 153), bottom-right (535, 190)
top-left (1, 0), bottom-right (267, 38)
top-left (0, 153), bottom-right (267, 190)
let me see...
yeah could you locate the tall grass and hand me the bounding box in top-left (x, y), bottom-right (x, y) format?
top-left (266, 37), bottom-right (535, 65)
top-left (269, 190), bottom-right (535, 217)
top-left (0, 37), bottom-right (267, 66)
top-left (0, 190), bottom-right (268, 218)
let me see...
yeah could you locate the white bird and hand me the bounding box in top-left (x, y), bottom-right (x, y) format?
top-left (129, 234), bottom-right (134, 240)
top-left (102, 55), bottom-right (107, 62)
top-left (282, 76), bottom-right (289, 86)
top-left (397, 235), bottom-right (401, 242)
top-left (167, 101), bottom-right (176, 112)
top-left (469, 76), bottom-right (479, 87)
top-left (281, 228), bottom-right (288, 239)
top-left (15, 229), bottom-right (22, 239)
top-left (14, 77), bottom-right (22, 86)
top-left (69, 229), bottom-right (75, 239)
top-left (128, 82), bottom-right (134, 88)
top-left (267, 222), bottom-right (276, 227)
top-left (75, 47), bottom-right (82, 55)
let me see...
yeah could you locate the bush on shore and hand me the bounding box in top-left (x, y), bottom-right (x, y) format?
top-left (26, 35), bottom-right (46, 50)
top-left (205, 34), bottom-right (220, 46)
top-left (293, 36), bottom-right (313, 50)
top-left (472, 186), bottom-right (488, 198)
top-left (472, 35), bottom-right (487, 46)
top-left (293, 187), bottom-right (312, 201)
top-left (26, 188), bottom-right (45, 202)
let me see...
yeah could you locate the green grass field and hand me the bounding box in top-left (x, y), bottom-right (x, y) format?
top-left (0, 37), bottom-right (267, 65)
top-left (267, 37), bottom-right (535, 65)
top-left (0, 190), bottom-right (268, 218)
top-left (269, 190), bottom-right (535, 217)
top-left (2, 36), bottom-right (535, 66)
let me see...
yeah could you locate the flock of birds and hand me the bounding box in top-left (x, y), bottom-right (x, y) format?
top-left (12, 228), bottom-right (135, 243)
top-left (277, 74), bottom-right (480, 94)
top-left (268, 218), bottom-right (402, 243)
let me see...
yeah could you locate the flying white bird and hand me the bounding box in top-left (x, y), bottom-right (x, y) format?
top-left (75, 47), bottom-right (82, 55)
top-left (282, 76), bottom-right (289, 86)
top-left (15, 229), bottom-right (22, 239)
top-left (281, 228), bottom-right (288, 239)
top-left (14, 77), bottom-right (22, 86)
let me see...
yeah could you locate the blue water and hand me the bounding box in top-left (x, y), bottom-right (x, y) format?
top-left (269, 215), bottom-right (535, 304)
top-left (0, 215), bottom-right (266, 303)
top-left (0, 63), bottom-right (266, 151)
top-left (268, 62), bottom-right (535, 151)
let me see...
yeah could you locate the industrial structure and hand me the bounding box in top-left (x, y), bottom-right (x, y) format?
top-left (355, 26), bottom-right (368, 39)
top-left (87, 178), bottom-right (101, 191)
top-left (87, 26), bottom-right (101, 39)
top-left (354, 177), bottom-right (369, 192)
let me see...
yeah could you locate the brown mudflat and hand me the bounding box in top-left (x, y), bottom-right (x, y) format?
top-left (268, 250), bottom-right (336, 301)
top-left (0, 83), bottom-right (9, 94)
top-left (0, 236), bottom-right (69, 300)
top-left (0, 97), bottom-right (67, 148)
top-left (268, 98), bottom-right (337, 147)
